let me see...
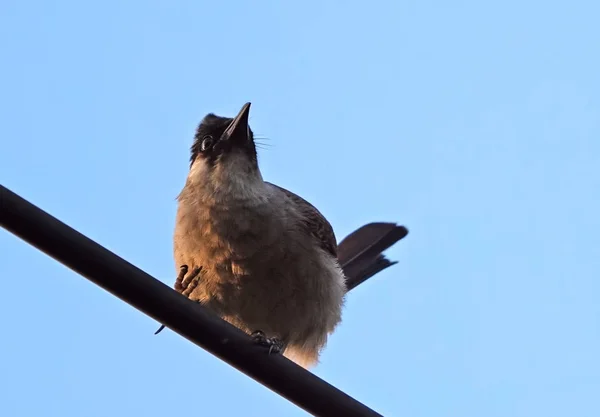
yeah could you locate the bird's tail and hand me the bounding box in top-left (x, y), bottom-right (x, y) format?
top-left (337, 222), bottom-right (408, 291)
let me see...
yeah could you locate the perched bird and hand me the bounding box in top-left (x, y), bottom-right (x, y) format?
top-left (157, 102), bottom-right (408, 368)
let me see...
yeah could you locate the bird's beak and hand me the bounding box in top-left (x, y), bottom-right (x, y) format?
top-left (222, 102), bottom-right (251, 143)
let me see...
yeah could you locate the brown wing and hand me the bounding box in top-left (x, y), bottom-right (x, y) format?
top-left (266, 182), bottom-right (337, 258)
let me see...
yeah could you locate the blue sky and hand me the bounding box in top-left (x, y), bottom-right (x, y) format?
top-left (1, 0), bottom-right (599, 416)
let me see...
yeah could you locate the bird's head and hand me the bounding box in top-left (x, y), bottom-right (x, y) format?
top-left (190, 102), bottom-right (257, 170)
top-left (186, 102), bottom-right (265, 202)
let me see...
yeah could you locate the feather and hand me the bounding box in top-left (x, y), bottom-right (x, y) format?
top-left (337, 222), bottom-right (408, 290)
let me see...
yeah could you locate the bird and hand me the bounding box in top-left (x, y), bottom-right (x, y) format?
top-left (156, 102), bottom-right (408, 368)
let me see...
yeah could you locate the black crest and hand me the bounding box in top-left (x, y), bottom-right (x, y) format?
top-left (190, 113), bottom-right (257, 168)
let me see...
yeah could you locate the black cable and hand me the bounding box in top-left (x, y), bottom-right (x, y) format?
top-left (0, 184), bottom-right (383, 417)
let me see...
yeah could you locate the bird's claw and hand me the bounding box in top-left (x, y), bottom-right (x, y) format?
top-left (155, 264), bottom-right (203, 335)
top-left (181, 266), bottom-right (202, 297)
top-left (174, 265), bottom-right (189, 292)
top-left (251, 330), bottom-right (284, 355)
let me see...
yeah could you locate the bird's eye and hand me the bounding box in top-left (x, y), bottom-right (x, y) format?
top-left (201, 135), bottom-right (214, 152)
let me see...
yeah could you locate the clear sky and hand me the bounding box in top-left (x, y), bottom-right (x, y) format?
top-left (1, 0), bottom-right (599, 416)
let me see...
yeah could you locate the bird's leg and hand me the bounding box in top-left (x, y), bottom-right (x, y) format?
top-left (250, 330), bottom-right (285, 355)
top-left (154, 265), bottom-right (203, 335)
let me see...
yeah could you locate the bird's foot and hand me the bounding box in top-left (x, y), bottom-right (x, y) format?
top-left (251, 330), bottom-right (285, 355)
top-left (154, 265), bottom-right (203, 335)
top-left (181, 266), bottom-right (203, 297)
top-left (174, 265), bottom-right (190, 292)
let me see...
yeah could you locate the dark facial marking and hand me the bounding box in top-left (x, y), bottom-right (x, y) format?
top-left (190, 113), bottom-right (258, 169)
